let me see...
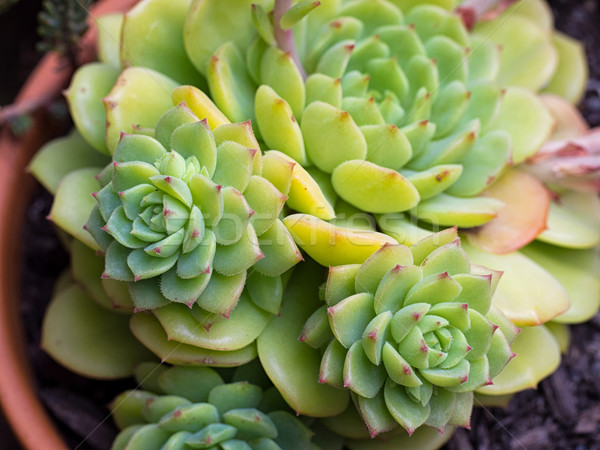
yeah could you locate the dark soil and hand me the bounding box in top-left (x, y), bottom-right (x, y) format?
top-left (7, 0), bottom-right (600, 449)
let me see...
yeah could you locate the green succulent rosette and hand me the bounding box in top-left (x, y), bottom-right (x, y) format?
top-left (85, 103), bottom-right (301, 317)
top-left (111, 364), bottom-right (316, 450)
top-left (299, 229), bottom-right (518, 435)
top-left (32, 77), bottom-right (310, 368)
top-left (186, 0), bottom-right (554, 233)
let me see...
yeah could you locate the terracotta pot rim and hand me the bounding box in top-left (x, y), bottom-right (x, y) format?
top-left (0, 1), bottom-right (138, 448)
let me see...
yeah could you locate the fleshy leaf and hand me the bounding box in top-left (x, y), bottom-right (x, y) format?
top-left (283, 214), bottom-right (396, 267)
top-left (64, 63), bottom-right (120, 154)
top-left (537, 201), bottom-right (600, 249)
top-left (473, 14), bottom-right (557, 91)
top-left (172, 85), bottom-right (230, 129)
top-left (521, 242), bottom-right (600, 324)
top-left (258, 262), bottom-right (350, 416)
top-left (343, 341), bottom-right (387, 398)
top-left (362, 311), bottom-right (392, 372)
top-left (29, 130), bottom-right (110, 194)
top-left (213, 141), bottom-right (255, 193)
top-left (119, 0), bottom-right (205, 87)
top-left (259, 45), bottom-right (305, 119)
top-left (49, 167), bottom-right (102, 250)
top-left (196, 271), bottom-right (246, 317)
top-left (213, 187), bottom-right (253, 246)
top-left (207, 41), bottom-right (257, 124)
top-left (255, 85), bottom-right (306, 165)
top-left (213, 225), bottom-right (263, 276)
top-left (413, 193), bottom-right (504, 228)
top-left (42, 284), bottom-right (154, 379)
top-left (104, 67), bottom-right (179, 153)
top-left (355, 244), bottom-right (414, 294)
top-left (254, 219), bottom-right (303, 277)
top-left (171, 120), bottom-right (218, 176)
top-left (384, 380), bottom-right (430, 435)
top-left (332, 160), bottom-right (420, 214)
top-left (328, 292), bottom-right (375, 349)
top-left (153, 293), bottom-right (270, 351)
top-left (244, 175), bottom-right (286, 236)
top-left (543, 31), bottom-right (588, 104)
top-left (301, 101), bottom-right (367, 173)
top-left (463, 241), bottom-right (570, 326)
top-left (160, 266), bottom-right (211, 305)
top-left (266, 150), bottom-right (335, 220)
top-left (487, 87), bottom-right (555, 164)
top-left (130, 313), bottom-right (257, 366)
top-left (374, 265), bottom-right (423, 314)
top-left (326, 264), bottom-right (361, 307)
top-left (477, 325), bottom-right (560, 395)
top-left (466, 169), bottom-right (550, 255)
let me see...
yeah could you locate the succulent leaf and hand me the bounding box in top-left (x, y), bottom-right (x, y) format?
top-left (49, 167), bottom-right (102, 250)
top-left (95, 13), bottom-right (124, 69)
top-left (462, 240), bottom-right (570, 326)
top-left (104, 67), bottom-right (179, 153)
top-left (64, 63), bottom-right (120, 154)
top-left (172, 85), bottom-right (231, 130)
top-left (542, 31), bottom-right (588, 104)
top-left (42, 283), bottom-right (154, 379)
top-left (477, 324), bottom-right (559, 395)
top-left (129, 313), bottom-right (257, 366)
top-left (257, 261), bottom-right (350, 416)
top-left (473, 13), bottom-right (557, 91)
top-left (521, 242), bottom-right (600, 324)
top-left (120, 0), bottom-right (206, 87)
top-left (255, 85), bottom-right (307, 165)
top-left (283, 214), bottom-right (396, 266)
top-left (28, 130), bottom-right (110, 195)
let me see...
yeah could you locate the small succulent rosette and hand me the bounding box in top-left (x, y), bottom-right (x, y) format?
top-left (32, 89), bottom-right (318, 372)
top-left (110, 363), bottom-right (317, 450)
top-left (299, 229), bottom-right (518, 436)
top-left (85, 102), bottom-right (301, 316)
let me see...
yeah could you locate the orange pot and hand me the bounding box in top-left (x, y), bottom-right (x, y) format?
top-left (0, 1), bottom-right (137, 448)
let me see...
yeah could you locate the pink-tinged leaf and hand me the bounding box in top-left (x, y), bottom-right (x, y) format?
top-left (467, 169), bottom-right (550, 254)
top-left (525, 129), bottom-right (600, 193)
top-left (540, 94), bottom-right (588, 141)
top-left (456, 0), bottom-right (518, 29)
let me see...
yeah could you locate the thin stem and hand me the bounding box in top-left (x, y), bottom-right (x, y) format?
top-left (273, 0), bottom-right (307, 80)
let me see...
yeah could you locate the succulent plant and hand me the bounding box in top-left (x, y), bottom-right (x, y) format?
top-left (185, 0), bottom-right (557, 237)
top-left (23, 0), bottom-right (600, 449)
top-left (296, 229), bottom-right (518, 435)
top-left (85, 102), bottom-right (301, 316)
top-left (32, 76), bottom-right (313, 369)
top-left (111, 363), bottom-right (316, 450)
